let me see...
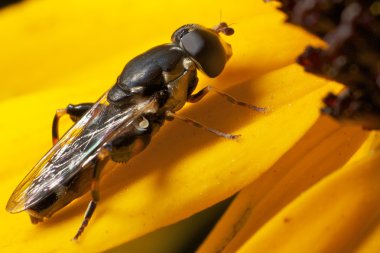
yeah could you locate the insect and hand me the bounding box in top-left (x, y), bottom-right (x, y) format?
top-left (6, 22), bottom-right (264, 240)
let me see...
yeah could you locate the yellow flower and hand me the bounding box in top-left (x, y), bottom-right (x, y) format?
top-left (0, 0), bottom-right (375, 252)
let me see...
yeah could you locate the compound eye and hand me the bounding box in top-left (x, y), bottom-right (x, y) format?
top-left (171, 24), bottom-right (193, 44)
top-left (181, 29), bottom-right (231, 77)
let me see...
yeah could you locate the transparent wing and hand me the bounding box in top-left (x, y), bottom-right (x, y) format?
top-left (6, 90), bottom-right (156, 213)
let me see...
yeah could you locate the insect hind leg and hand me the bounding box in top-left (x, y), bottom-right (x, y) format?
top-left (52, 103), bottom-right (94, 145)
top-left (73, 148), bottom-right (109, 240)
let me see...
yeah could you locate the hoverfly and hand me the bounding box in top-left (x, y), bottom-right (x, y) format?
top-left (6, 22), bottom-right (264, 240)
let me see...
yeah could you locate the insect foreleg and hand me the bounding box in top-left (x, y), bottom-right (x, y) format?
top-left (52, 103), bottom-right (94, 145)
top-left (73, 148), bottom-right (109, 240)
top-left (165, 111), bottom-right (240, 140)
top-left (187, 85), bottom-right (266, 112)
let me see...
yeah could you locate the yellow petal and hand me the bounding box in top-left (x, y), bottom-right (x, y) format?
top-left (1, 64), bottom-right (337, 252)
top-left (197, 116), bottom-right (368, 253)
top-left (106, 197), bottom-right (232, 253)
top-left (0, 0), bottom-right (321, 100)
top-left (237, 141), bottom-right (380, 253)
top-left (0, 0), bottom-right (330, 252)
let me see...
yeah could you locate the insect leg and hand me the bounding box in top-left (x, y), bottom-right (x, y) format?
top-left (73, 148), bottom-right (109, 240)
top-left (52, 103), bottom-right (94, 145)
top-left (165, 111), bottom-right (240, 140)
top-left (187, 85), bottom-right (266, 112)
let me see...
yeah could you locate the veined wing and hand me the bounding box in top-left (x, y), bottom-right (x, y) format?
top-left (6, 91), bottom-right (157, 213)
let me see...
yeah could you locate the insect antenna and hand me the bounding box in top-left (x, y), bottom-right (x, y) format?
top-left (213, 10), bottom-right (235, 36)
